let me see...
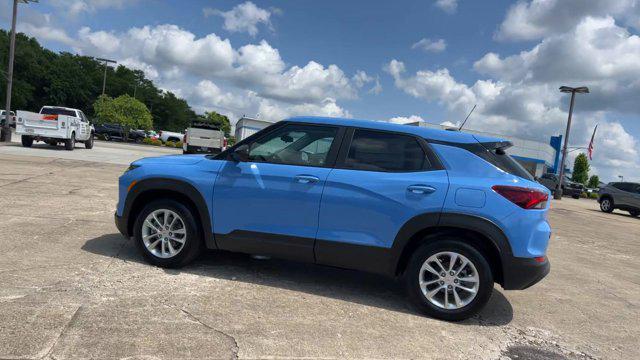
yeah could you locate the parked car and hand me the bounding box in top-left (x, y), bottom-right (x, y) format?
top-left (94, 123), bottom-right (146, 142)
top-left (598, 182), bottom-right (640, 216)
top-left (183, 121), bottom-right (225, 154)
top-left (537, 173), bottom-right (583, 199)
top-left (115, 117), bottom-right (551, 321)
top-left (1, 110), bottom-right (15, 128)
top-left (16, 106), bottom-right (94, 150)
top-left (159, 130), bottom-right (184, 143)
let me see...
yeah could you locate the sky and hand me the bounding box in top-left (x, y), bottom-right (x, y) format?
top-left (1, 0), bottom-right (639, 182)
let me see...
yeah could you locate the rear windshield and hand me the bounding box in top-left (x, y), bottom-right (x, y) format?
top-left (464, 142), bottom-right (534, 181)
top-left (40, 107), bottom-right (76, 117)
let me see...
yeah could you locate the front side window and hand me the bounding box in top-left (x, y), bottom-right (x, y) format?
top-left (248, 124), bottom-right (338, 167)
top-left (344, 129), bottom-right (428, 172)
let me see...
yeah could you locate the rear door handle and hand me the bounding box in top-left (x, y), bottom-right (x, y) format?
top-left (407, 185), bottom-right (436, 194)
top-left (294, 175), bottom-right (319, 184)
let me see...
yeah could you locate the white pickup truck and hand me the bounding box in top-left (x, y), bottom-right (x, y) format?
top-left (16, 106), bottom-right (94, 151)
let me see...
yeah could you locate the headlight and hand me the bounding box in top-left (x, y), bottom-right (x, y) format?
top-left (124, 164), bottom-right (140, 174)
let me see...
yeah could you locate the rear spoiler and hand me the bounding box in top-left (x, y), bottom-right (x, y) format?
top-left (474, 138), bottom-right (513, 155)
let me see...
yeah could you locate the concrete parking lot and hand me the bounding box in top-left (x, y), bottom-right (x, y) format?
top-left (0, 142), bottom-right (638, 359)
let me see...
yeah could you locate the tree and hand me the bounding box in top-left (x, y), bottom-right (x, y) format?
top-left (588, 175), bottom-right (600, 189)
top-left (571, 153), bottom-right (590, 185)
top-left (93, 94), bottom-right (152, 139)
top-left (204, 111), bottom-right (231, 136)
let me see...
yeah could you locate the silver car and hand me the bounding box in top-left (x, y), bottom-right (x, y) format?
top-left (598, 182), bottom-right (640, 217)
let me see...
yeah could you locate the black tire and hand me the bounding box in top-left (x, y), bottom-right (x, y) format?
top-left (65, 133), bottom-right (75, 151)
top-left (84, 134), bottom-right (94, 149)
top-left (629, 210), bottom-right (639, 217)
top-left (600, 197), bottom-right (614, 213)
top-left (572, 193), bottom-right (580, 199)
top-left (405, 238), bottom-right (493, 321)
top-left (133, 199), bottom-right (202, 268)
top-left (21, 135), bottom-right (33, 147)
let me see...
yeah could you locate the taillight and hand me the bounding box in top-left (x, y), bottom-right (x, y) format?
top-left (492, 185), bottom-right (548, 209)
top-left (183, 131), bottom-right (188, 143)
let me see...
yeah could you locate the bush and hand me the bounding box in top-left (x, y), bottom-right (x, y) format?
top-left (589, 192), bottom-right (599, 199)
top-left (164, 140), bottom-right (176, 147)
top-left (142, 137), bottom-right (162, 146)
top-left (175, 141), bottom-right (183, 148)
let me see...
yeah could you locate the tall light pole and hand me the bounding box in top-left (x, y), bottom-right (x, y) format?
top-left (1, 0), bottom-right (38, 142)
top-left (554, 86), bottom-right (589, 200)
top-left (96, 57), bottom-right (117, 95)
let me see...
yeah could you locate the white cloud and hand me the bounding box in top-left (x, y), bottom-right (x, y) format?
top-left (389, 115), bottom-right (424, 124)
top-left (51, 0), bottom-right (137, 17)
top-left (434, 0), bottom-right (458, 14)
top-left (204, 1), bottom-right (274, 37)
top-left (496, 0), bottom-right (640, 41)
top-left (352, 70), bottom-right (374, 88)
top-left (77, 27), bottom-right (120, 54)
top-left (368, 77), bottom-right (383, 95)
top-left (412, 38), bottom-right (447, 52)
top-left (17, 22), bottom-right (76, 47)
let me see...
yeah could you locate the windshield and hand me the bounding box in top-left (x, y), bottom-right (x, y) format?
top-left (40, 107), bottom-right (76, 117)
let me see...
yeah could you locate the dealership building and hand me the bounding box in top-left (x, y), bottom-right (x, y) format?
top-left (234, 117), bottom-right (562, 178)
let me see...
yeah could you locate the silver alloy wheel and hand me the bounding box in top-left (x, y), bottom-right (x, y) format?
top-left (601, 199), bottom-right (611, 211)
top-left (419, 251), bottom-right (480, 310)
top-left (141, 209), bottom-right (187, 259)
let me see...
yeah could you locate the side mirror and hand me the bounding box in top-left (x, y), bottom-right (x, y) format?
top-left (231, 144), bottom-right (250, 162)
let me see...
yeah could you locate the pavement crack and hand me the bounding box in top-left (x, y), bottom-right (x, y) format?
top-left (168, 304), bottom-right (239, 360)
top-left (38, 305), bottom-right (83, 360)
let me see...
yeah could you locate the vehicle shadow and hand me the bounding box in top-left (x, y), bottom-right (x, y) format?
top-left (587, 209), bottom-right (639, 220)
top-left (83, 233), bottom-right (513, 326)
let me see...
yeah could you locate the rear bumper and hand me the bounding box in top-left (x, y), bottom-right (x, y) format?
top-left (114, 212), bottom-right (129, 238)
top-left (501, 256), bottom-right (550, 290)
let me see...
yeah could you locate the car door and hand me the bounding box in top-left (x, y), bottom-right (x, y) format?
top-left (631, 184), bottom-right (640, 209)
top-left (315, 128), bottom-right (449, 274)
top-left (212, 122), bottom-right (344, 262)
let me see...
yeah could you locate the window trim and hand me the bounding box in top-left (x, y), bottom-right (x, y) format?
top-left (334, 127), bottom-right (444, 173)
top-left (215, 121), bottom-right (346, 169)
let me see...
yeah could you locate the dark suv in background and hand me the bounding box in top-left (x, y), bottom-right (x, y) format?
top-left (94, 123), bottom-right (147, 142)
top-left (598, 182), bottom-right (640, 217)
top-left (537, 173), bottom-right (583, 199)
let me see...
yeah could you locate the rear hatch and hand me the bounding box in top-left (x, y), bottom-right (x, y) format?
top-left (187, 122), bottom-right (223, 148)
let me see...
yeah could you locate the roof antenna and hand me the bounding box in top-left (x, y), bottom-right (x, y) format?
top-left (458, 104), bottom-right (476, 131)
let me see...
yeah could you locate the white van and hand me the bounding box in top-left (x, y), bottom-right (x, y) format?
top-left (183, 122), bottom-right (225, 154)
top-left (16, 106), bottom-right (94, 150)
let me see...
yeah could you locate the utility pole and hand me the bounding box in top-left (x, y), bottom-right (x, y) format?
top-left (1, 0), bottom-right (20, 142)
top-left (96, 57), bottom-right (117, 96)
top-left (555, 86), bottom-right (589, 200)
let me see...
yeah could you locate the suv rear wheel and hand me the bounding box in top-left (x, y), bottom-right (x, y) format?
top-left (600, 197), bottom-right (614, 213)
top-left (405, 238), bottom-right (493, 321)
top-left (133, 199), bottom-right (202, 268)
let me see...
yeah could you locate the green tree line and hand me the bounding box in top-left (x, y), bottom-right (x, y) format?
top-left (0, 30), bottom-right (227, 132)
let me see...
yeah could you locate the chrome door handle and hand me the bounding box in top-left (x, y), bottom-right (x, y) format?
top-left (294, 175), bottom-right (319, 184)
top-left (407, 185), bottom-right (436, 194)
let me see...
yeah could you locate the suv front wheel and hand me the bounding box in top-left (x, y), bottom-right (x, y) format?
top-left (405, 238), bottom-right (493, 321)
top-left (600, 197), bottom-right (614, 213)
top-left (134, 199), bottom-right (202, 268)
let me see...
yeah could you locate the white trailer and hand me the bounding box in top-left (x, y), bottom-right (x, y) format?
top-left (16, 106), bottom-right (94, 150)
top-left (234, 117), bottom-right (274, 141)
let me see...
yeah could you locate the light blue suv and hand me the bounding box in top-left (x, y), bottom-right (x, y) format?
top-left (115, 117), bottom-right (551, 320)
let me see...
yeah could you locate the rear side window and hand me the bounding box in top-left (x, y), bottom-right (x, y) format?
top-left (40, 108), bottom-right (76, 117)
top-left (344, 129), bottom-right (428, 172)
top-left (613, 183), bottom-right (640, 193)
